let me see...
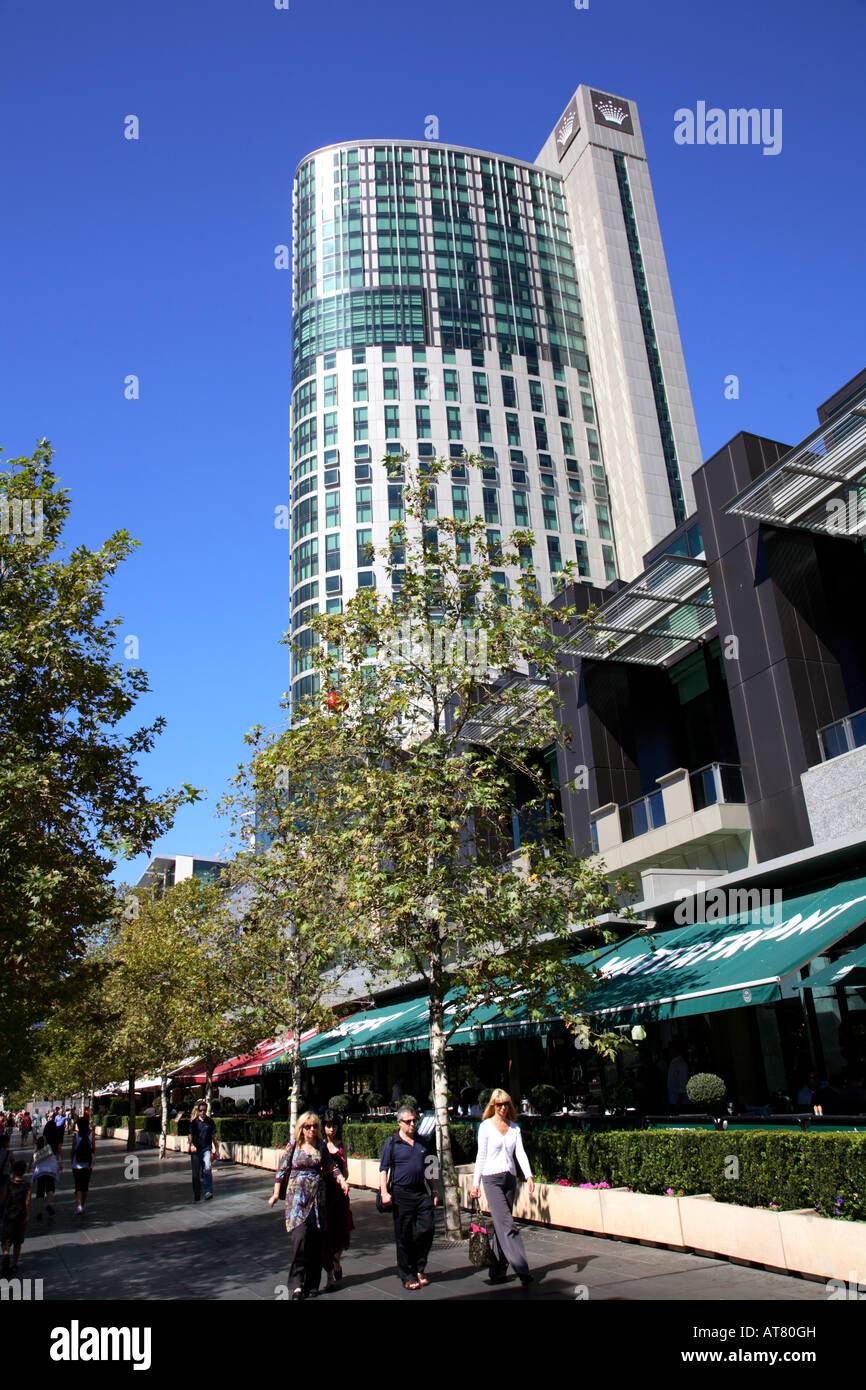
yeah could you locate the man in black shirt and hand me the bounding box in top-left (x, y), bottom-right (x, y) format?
top-left (379, 1106), bottom-right (438, 1289)
top-left (189, 1103), bottom-right (220, 1202)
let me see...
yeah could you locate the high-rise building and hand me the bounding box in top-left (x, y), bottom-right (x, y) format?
top-left (289, 85), bottom-right (703, 701)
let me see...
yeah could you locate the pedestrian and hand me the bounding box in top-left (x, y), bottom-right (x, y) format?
top-left (0, 1134), bottom-right (11, 1229)
top-left (30, 1136), bottom-right (60, 1221)
top-left (378, 1104), bottom-right (438, 1291)
top-left (469, 1088), bottom-right (535, 1287)
top-left (71, 1118), bottom-right (95, 1216)
top-left (21, 1112), bottom-right (33, 1145)
top-left (188, 1102), bottom-right (220, 1202)
top-left (321, 1109), bottom-right (354, 1289)
top-left (268, 1112), bottom-right (349, 1301)
top-left (43, 1110), bottom-right (63, 1160)
top-left (1, 1161), bottom-right (31, 1276)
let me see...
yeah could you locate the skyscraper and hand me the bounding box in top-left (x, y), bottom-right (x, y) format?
top-left (289, 85), bottom-right (702, 702)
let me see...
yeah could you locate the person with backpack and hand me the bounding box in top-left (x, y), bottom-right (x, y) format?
top-left (378, 1105), bottom-right (439, 1290)
top-left (71, 1118), bottom-right (95, 1217)
top-left (1, 1161), bottom-right (31, 1276)
top-left (30, 1137), bottom-right (60, 1220)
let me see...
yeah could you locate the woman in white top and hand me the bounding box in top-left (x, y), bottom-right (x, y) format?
top-left (469, 1089), bottom-right (535, 1285)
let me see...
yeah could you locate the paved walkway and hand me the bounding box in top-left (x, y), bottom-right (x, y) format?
top-left (16, 1139), bottom-right (829, 1302)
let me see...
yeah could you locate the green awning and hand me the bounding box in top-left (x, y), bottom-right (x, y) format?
top-left (582, 877), bottom-right (866, 1023)
top-left (799, 942), bottom-right (866, 990)
top-left (263, 988), bottom-right (565, 1073)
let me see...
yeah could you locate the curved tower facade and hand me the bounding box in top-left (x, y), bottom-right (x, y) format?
top-left (289, 87), bottom-right (702, 701)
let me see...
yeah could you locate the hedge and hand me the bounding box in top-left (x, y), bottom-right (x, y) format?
top-left (345, 1122), bottom-right (477, 1166)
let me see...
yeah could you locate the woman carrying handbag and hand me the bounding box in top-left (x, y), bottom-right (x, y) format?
top-left (469, 1089), bottom-right (534, 1286)
top-left (269, 1112), bottom-right (349, 1301)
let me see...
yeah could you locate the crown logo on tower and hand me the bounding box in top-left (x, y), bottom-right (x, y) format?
top-left (596, 100), bottom-right (628, 125)
top-left (556, 112), bottom-right (576, 146)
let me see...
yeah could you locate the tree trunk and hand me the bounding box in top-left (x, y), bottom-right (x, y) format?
top-left (289, 1024), bottom-right (301, 1134)
top-left (159, 1068), bottom-right (170, 1159)
top-left (429, 958), bottom-right (462, 1240)
top-left (126, 1072), bottom-right (137, 1152)
top-left (206, 1060), bottom-right (214, 1113)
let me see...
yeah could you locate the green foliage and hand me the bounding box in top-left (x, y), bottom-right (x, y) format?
top-left (397, 1094), bottom-right (418, 1113)
top-left (365, 1092), bottom-right (385, 1109)
top-left (345, 1123), bottom-right (477, 1166)
top-left (478, 1089), bottom-right (493, 1110)
top-left (0, 443), bottom-right (200, 1086)
top-left (529, 1084), bottom-right (562, 1114)
top-left (686, 1073), bottom-right (727, 1105)
top-left (327, 1094), bottom-right (351, 1115)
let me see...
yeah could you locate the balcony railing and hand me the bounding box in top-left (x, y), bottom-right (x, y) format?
top-left (620, 789), bottom-right (666, 842)
top-left (818, 707), bottom-right (866, 761)
top-left (689, 762), bottom-right (746, 812)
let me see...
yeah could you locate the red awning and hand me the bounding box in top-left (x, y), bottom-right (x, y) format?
top-left (213, 1032), bottom-right (316, 1081)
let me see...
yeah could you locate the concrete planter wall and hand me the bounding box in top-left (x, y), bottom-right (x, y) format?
top-left (97, 1132), bottom-right (864, 1282)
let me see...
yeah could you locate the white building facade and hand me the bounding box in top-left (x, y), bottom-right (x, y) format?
top-left (289, 86), bottom-right (702, 701)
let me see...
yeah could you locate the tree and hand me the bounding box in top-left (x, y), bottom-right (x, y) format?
top-left (292, 452), bottom-right (628, 1238)
top-left (0, 443), bottom-right (199, 1087)
top-left (219, 732), bottom-right (365, 1131)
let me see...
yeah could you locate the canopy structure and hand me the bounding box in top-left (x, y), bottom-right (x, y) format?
top-left (224, 1031), bottom-right (318, 1079)
top-left (725, 389), bottom-right (866, 537)
top-left (581, 877), bottom-right (866, 1023)
top-left (798, 942), bottom-right (866, 991)
top-left (262, 989), bottom-right (570, 1073)
top-left (561, 554), bottom-right (715, 667)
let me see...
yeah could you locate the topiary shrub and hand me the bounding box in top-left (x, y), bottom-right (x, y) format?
top-left (397, 1094), bottom-right (418, 1113)
top-left (478, 1089), bottom-right (493, 1111)
top-left (686, 1073), bottom-right (727, 1107)
top-left (365, 1092), bottom-right (385, 1110)
top-left (327, 1094), bottom-right (351, 1115)
top-left (529, 1084), bottom-right (562, 1114)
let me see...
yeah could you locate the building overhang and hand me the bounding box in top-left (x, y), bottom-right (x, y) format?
top-left (724, 389), bottom-right (866, 537)
top-left (562, 554), bottom-right (715, 666)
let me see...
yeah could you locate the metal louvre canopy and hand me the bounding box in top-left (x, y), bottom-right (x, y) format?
top-left (799, 942), bottom-right (866, 991)
top-left (725, 393), bottom-right (866, 535)
top-left (582, 877), bottom-right (866, 1023)
top-left (562, 555), bottom-right (715, 666)
top-left (461, 672), bottom-right (549, 744)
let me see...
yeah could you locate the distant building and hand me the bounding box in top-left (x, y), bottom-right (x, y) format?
top-left (135, 855), bottom-right (226, 894)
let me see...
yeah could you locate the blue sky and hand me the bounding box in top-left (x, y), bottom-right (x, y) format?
top-left (1, 0), bottom-right (864, 884)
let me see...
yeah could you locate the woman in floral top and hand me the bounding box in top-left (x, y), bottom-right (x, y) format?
top-left (269, 1112), bottom-right (349, 1300)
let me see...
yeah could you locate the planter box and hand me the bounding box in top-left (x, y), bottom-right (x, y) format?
top-left (601, 1187), bottom-right (684, 1246)
top-left (778, 1209), bottom-right (866, 1283)
top-left (678, 1194), bottom-right (786, 1268)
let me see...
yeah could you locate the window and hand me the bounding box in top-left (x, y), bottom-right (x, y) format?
top-left (575, 539), bottom-right (590, 577)
top-left (352, 369), bottom-right (368, 402)
top-left (506, 413), bottom-right (521, 447)
top-left (323, 374), bottom-right (338, 407)
top-left (324, 467), bottom-right (340, 489)
top-left (323, 353), bottom-right (336, 370)
top-left (471, 348), bottom-right (485, 367)
top-left (356, 486), bottom-right (373, 523)
top-left (353, 408), bottom-right (368, 441)
top-left (473, 372), bottom-right (489, 404)
top-left (356, 528), bottom-right (373, 567)
top-left (325, 534), bottom-right (340, 571)
top-left (292, 496), bottom-right (318, 542)
top-left (382, 346), bottom-right (397, 362)
top-left (444, 370), bottom-right (460, 401)
top-left (447, 406), bottom-right (462, 440)
top-left (547, 535), bottom-right (563, 573)
top-left (352, 347), bottom-right (366, 364)
top-left (292, 579), bottom-right (318, 606)
top-left (354, 464), bottom-right (372, 481)
top-left (555, 385), bottom-right (571, 419)
top-left (292, 538), bottom-right (318, 583)
top-left (325, 492), bottom-right (340, 529)
top-left (326, 597), bottom-right (342, 615)
top-left (513, 491), bottom-right (530, 528)
top-left (383, 367), bottom-right (400, 399)
top-left (412, 346), bottom-right (427, 362)
top-left (476, 408), bottom-right (492, 442)
top-left (383, 405), bottom-right (399, 437)
top-left (424, 486), bottom-right (437, 521)
top-left (483, 487), bottom-right (500, 524)
top-left (452, 485), bottom-right (469, 521)
top-left (529, 380), bottom-right (544, 413)
top-left (542, 494), bottom-right (558, 531)
top-left (501, 375), bottom-right (517, 408)
top-left (388, 484), bottom-right (404, 521)
top-left (560, 420), bottom-right (575, 452)
top-left (413, 368), bottom-right (428, 399)
top-left (415, 405), bottom-right (431, 439)
top-left (511, 468), bottom-right (527, 487)
top-left (596, 504), bottom-right (612, 540)
top-left (586, 428), bottom-right (601, 462)
top-left (602, 545), bottom-right (617, 582)
top-left (324, 411), bottom-right (338, 447)
top-left (486, 529), bottom-right (502, 563)
top-left (534, 417), bottom-right (548, 450)
top-left (354, 443), bottom-right (371, 461)
top-left (569, 499), bottom-right (586, 534)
